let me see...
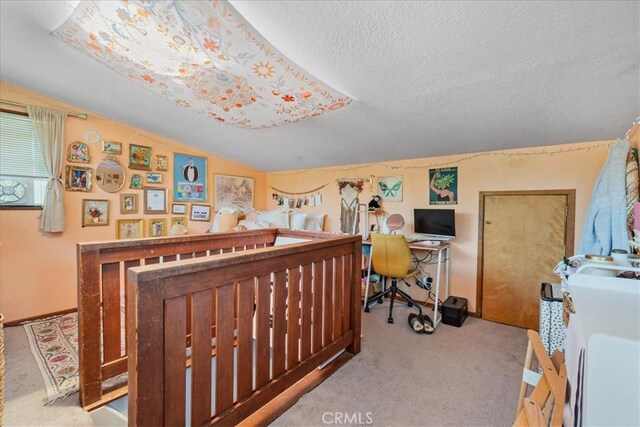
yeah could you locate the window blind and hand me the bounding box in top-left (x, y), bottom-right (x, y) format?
top-left (0, 111), bottom-right (48, 178)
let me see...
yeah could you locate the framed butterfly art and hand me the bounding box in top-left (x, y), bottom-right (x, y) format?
top-left (378, 176), bottom-right (403, 202)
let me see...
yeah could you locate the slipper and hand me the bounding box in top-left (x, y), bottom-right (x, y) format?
top-left (420, 314), bottom-right (434, 334)
top-left (408, 313), bottom-right (424, 333)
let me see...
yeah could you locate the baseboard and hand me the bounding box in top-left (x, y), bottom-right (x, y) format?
top-left (4, 307), bottom-right (77, 326)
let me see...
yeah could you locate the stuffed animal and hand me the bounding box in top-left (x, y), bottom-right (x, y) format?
top-left (368, 195), bottom-right (382, 210)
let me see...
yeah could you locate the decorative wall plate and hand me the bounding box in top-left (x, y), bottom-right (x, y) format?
top-left (83, 130), bottom-right (101, 144)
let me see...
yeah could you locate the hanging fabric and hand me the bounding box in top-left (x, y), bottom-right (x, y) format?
top-left (27, 106), bottom-right (68, 232)
top-left (579, 139), bottom-right (630, 255)
top-left (338, 181), bottom-right (364, 234)
top-left (53, 1), bottom-right (349, 128)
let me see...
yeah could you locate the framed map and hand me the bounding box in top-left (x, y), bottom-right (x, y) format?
top-left (214, 174), bottom-right (254, 211)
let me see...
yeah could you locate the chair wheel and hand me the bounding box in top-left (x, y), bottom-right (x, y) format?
top-left (364, 307), bottom-right (370, 313)
top-left (407, 302), bottom-right (413, 308)
top-left (378, 298), bottom-right (383, 304)
top-left (387, 317), bottom-right (394, 324)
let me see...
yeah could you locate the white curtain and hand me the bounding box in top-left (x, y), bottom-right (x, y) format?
top-left (27, 106), bottom-right (68, 233)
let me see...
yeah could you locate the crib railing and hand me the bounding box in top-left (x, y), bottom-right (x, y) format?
top-left (127, 235), bottom-right (362, 426)
top-left (77, 229), bottom-right (300, 409)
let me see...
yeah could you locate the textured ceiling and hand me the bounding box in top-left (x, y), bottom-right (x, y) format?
top-left (1, 1), bottom-right (638, 171)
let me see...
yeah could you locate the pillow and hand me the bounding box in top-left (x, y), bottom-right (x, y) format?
top-left (258, 208), bottom-right (290, 228)
top-left (302, 213), bottom-right (325, 232)
top-left (238, 219), bottom-right (270, 230)
top-left (289, 212), bottom-right (307, 230)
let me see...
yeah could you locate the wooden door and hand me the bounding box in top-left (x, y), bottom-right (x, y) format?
top-left (479, 191), bottom-right (574, 329)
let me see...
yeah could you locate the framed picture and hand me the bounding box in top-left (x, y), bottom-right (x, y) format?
top-left (67, 141), bottom-right (90, 163)
top-left (155, 155), bottom-right (169, 171)
top-left (146, 173), bottom-right (162, 184)
top-left (190, 204), bottom-right (211, 222)
top-left (117, 218), bottom-right (144, 239)
top-left (82, 199), bottom-right (109, 226)
top-left (120, 193), bottom-right (138, 214)
top-left (129, 144), bottom-right (152, 170)
top-left (149, 218), bottom-right (167, 237)
top-left (378, 176), bottom-right (403, 202)
top-left (130, 173), bottom-right (143, 189)
top-left (102, 140), bottom-right (122, 155)
top-left (214, 174), bottom-right (254, 211)
top-left (173, 153), bottom-right (207, 202)
top-left (429, 167), bottom-right (458, 205)
top-left (144, 187), bottom-right (167, 213)
top-left (172, 203), bottom-right (187, 214)
top-left (171, 216), bottom-right (187, 227)
top-left (65, 165), bottom-right (93, 192)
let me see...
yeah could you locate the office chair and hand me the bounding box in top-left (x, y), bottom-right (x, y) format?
top-left (371, 233), bottom-right (427, 327)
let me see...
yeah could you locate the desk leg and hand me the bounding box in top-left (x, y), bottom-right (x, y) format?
top-left (433, 248), bottom-right (443, 328)
top-left (445, 247), bottom-right (450, 301)
top-left (363, 246), bottom-right (373, 312)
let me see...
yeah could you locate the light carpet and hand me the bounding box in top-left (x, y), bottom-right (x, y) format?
top-left (5, 303), bottom-right (527, 426)
top-left (23, 313), bottom-right (80, 404)
top-left (273, 303), bottom-right (528, 426)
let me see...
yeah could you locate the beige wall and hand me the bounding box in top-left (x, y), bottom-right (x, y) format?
top-left (0, 82), bottom-right (267, 322)
top-left (266, 142), bottom-right (612, 312)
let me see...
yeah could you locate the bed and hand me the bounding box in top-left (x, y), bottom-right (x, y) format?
top-left (77, 228), bottom-right (362, 424)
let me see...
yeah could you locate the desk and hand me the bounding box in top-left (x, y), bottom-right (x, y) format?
top-left (362, 239), bottom-right (451, 329)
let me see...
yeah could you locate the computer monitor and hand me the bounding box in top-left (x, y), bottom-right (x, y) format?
top-left (413, 208), bottom-right (456, 240)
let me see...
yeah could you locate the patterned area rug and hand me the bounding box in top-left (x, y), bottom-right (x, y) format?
top-left (23, 313), bottom-right (79, 404)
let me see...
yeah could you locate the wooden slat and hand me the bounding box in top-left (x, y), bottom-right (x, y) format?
top-left (216, 284), bottom-right (235, 415)
top-left (347, 240), bottom-right (362, 354)
top-left (164, 296), bottom-right (187, 427)
top-left (312, 261), bottom-right (324, 353)
top-left (101, 262), bottom-right (121, 364)
top-left (127, 275), bottom-right (164, 426)
top-left (300, 264), bottom-right (313, 361)
top-left (323, 258), bottom-right (334, 346)
top-left (237, 279), bottom-right (255, 401)
top-left (342, 254), bottom-right (352, 334)
top-left (272, 271), bottom-right (287, 378)
top-left (123, 259), bottom-right (140, 356)
top-left (333, 256), bottom-right (343, 338)
top-left (155, 241), bottom-right (357, 299)
top-left (77, 246), bottom-right (102, 408)
top-left (163, 254), bottom-right (177, 262)
top-left (255, 275), bottom-right (271, 388)
top-left (100, 358), bottom-right (127, 379)
top-left (82, 229), bottom-right (278, 264)
top-left (191, 289), bottom-right (213, 426)
top-left (286, 267), bottom-right (301, 370)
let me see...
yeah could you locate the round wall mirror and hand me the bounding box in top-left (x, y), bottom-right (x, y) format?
top-left (96, 157), bottom-right (126, 193)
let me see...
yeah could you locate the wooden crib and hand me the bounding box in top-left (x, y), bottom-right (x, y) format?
top-left (77, 228), bottom-right (361, 424)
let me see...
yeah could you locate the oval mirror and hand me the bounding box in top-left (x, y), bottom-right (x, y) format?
top-left (96, 157), bottom-right (126, 193)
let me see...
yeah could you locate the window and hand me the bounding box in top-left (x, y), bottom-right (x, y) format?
top-left (0, 111), bottom-right (48, 207)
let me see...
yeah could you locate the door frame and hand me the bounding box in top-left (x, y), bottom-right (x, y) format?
top-left (476, 189), bottom-right (576, 318)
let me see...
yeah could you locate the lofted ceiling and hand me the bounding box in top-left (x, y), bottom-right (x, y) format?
top-left (0, 1), bottom-right (638, 172)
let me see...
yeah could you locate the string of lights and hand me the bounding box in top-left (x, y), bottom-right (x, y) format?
top-left (268, 142), bottom-right (615, 177)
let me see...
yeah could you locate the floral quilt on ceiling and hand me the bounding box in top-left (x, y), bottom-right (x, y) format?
top-left (53, 0), bottom-right (350, 128)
